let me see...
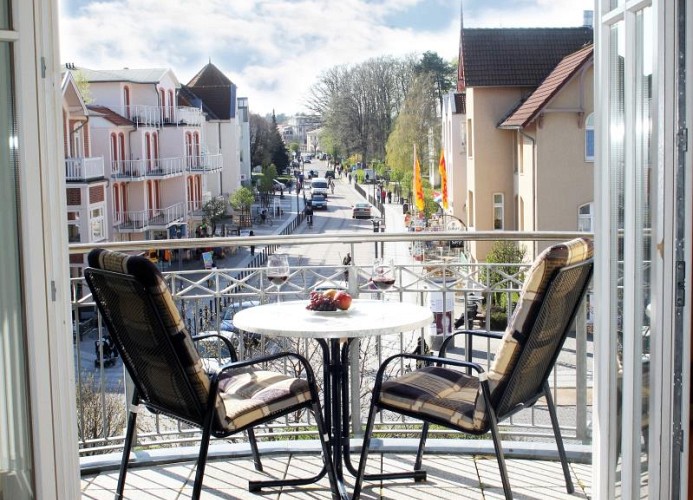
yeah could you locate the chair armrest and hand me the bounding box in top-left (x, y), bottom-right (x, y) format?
top-left (374, 353), bottom-right (485, 389)
top-left (212, 351), bottom-right (318, 385)
top-left (440, 329), bottom-right (504, 356)
top-left (192, 333), bottom-right (238, 363)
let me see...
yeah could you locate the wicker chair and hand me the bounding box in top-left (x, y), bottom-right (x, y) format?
top-left (84, 249), bottom-right (343, 500)
top-left (353, 238), bottom-right (593, 500)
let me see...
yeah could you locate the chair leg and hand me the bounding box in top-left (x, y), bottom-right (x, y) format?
top-left (414, 422), bottom-right (429, 471)
top-left (116, 397), bottom-right (139, 499)
top-left (488, 410), bottom-right (513, 500)
top-left (352, 402), bottom-right (379, 499)
top-left (247, 429), bottom-right (263, 472)
top-left (191, 415), bottom-right (215, 500)
top-left (544, 382), bottom-right (575, 493)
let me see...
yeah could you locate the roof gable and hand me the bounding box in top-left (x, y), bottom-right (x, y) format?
top-left (185, 63), bottom-right (237, 120)
top-left (458, 27), bottom-right (593, 89)
top-left (499, 44), bottom-right (593, 129)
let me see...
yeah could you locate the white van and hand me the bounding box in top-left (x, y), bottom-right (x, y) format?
top-left (310, 178), bottom-right (329, 197)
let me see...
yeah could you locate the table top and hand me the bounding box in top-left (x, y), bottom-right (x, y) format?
top-left (233, 299), bottom-right (433, 339)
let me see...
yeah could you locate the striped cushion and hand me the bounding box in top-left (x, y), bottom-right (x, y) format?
top-left (486, 238), bottom-right (593, 398)
top-left (217, 370), bottom-right (312, 431)
top-left (88, 249), bottom-right (228, 429)
top-left (379, 366), bottom-right (483, 432)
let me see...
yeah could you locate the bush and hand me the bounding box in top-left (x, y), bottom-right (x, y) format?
top-left (484, 241), bottom-right (526, 307)
top-left (77, 374), bottom-right (126, 455)
top-left (489, 308), bottom-right (508, 331)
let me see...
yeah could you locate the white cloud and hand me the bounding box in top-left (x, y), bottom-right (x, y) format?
top-left (60, 0), bottom-right (592, 115)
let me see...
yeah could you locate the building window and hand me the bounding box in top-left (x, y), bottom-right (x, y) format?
top-left (466, 118), bottom-right (473, 158)
top-left (467, 190), bottom-right (474, 228)
top-left (90, 206), bottom-right (105, 241)
top-left (578, 202), bottom-right (593, 232)
top-left (585, 112), bottom-right (594, 162)
top-left (493, 193), bottom-right (504, 230)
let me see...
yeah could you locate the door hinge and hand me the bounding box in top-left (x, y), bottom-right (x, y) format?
top-left (41, 57), bottom-right (46, 79)
top-left (675, 261), bottom-right (686, 307)
top-left (51, 280), bottom-right (57, 302)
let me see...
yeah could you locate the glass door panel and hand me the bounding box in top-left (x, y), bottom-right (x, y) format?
top-left (0, 38), bottom-right (34, 499)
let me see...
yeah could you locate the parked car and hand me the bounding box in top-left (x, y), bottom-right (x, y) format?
top-left (325, 170), bottom-right (335, 179)
top-left (310, 193), bottom-right (328, 210)
top-left (272, 179), bottom-right (286, 192)
top-left (220, 300), bottom-right (260, 332)
top-left (352, 202), bottom-right (372, 219)
top-left (303, 158), bottom-right (312, 164)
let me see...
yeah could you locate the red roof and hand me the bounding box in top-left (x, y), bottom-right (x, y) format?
top-left (499, 44), bottom-right (593, 129)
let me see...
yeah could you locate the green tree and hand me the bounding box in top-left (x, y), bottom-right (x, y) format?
top-left (202, 197), bottom-right (227, 235)
top-left (229, 186), bottom-right (255, 214)
top-left (485, 241), bottom-right (527, 307)
top-left (269, 112), bottom-right (289, 173)
top-left (414, 51), bottom-right (457, 112)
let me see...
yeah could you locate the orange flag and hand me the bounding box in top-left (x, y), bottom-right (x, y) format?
top-left (413, 144), bottom-right (425, 211)
top-left (439, 149), bottom-right (449, 210)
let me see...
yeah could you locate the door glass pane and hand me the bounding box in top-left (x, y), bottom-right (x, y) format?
top-left (0, 0), bottom-right (8, 30)
top-left (608, 20), bottom-right (625, 499)
top-left (0, 41), bottom-right (34, 498)
top-left (635, 6), bottom-right (653, 495)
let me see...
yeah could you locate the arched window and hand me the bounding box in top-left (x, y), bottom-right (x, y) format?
top-left (159, 88), bottom-right (166, 121)
top-left (123, 86), bottom-right (131, 119)
top-left (118, 133), bottom-right (126, 173)
top-left (585, 113), bottom-right (595, 162)
top-left (110, 133), bottom-right (119, 173)
top-left (169, 89), bottom-right (175, 121)
top-left (145, 132), bottom-right (152, 172)
top-left (152, 132), bottom-right (159, 171)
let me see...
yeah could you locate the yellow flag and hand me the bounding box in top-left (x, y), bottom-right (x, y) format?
top-left (413, 145), bottom-right (425, 211)
top-left (439, 150), bottom-right (449, 210)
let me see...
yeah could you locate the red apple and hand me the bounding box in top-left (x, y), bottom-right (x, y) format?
top-left (334, 291), bottom-right (352, 310)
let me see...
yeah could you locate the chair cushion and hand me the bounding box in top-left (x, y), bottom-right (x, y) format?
top-left (378, 366), bottom-right (485, 432)
top-left (485, 237), bottom-right (593, 401)
top-left (88, 249), bottom-right (228, 428)
top-left (217, 370), bottom-right (312, 431)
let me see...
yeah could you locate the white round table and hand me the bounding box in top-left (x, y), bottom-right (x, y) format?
top-left (233, 299), bottom-right (433, 339)
top-left (233, 299), bottom-right (433, 494)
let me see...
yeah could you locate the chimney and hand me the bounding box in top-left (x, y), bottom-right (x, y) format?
top-left (583, 10), bottom-right (594, 28)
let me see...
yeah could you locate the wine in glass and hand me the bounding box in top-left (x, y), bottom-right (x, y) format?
top-left (372, 258), bottom-right (395, 294)
top-left (267, 254), bottom-right (290, 287)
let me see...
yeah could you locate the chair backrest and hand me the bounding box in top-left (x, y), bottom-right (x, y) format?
top-left (84, 249), bottom-right (227, 428)
top-left (484, 238), bottom-right (593, 419)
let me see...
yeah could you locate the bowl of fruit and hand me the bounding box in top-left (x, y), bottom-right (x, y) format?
top-left (306, 289), bottom-right (353, 313)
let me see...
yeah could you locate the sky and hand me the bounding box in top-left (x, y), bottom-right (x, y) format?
top-left (59, 0), bottom-right (594, 116)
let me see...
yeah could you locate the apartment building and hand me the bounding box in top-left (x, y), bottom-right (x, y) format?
top-left (75, 66), bottom-right (221, 242)
top-left (180, 62), bottom-right (251, 194)
top-left (453, 26), bottom-right (593, 259)
top-left (61, 70), bottom-right (108, 277)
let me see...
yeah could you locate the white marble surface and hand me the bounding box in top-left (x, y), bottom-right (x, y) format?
top-left (233, 299), bottom-right (433, 339)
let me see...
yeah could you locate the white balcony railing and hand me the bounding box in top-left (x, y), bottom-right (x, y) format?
top-left (112, 202), bottom-right (186, 232)
top-left (70, 231), bottom-right (593, 462)
top-left (106, 104), bottom-right (203, 127)
top-left (65, 157), bottom-right (105, 181)
top-left (111, 157), bottom-right (186, 179)
top-left (186, 153), bottom-right (223, 173)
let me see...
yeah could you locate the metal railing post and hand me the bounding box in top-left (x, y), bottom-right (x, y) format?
top-left (575, 299), bottom-right (588, 443)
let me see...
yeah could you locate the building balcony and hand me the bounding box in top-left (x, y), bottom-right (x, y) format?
top-left (70, 231), bottom-right (594, 498)
top-left (112, 202), bottom-right (186, 232)
top-left (109, 104), bottom-right (204, 127)
top-left (186, 153), bottom-right (223, 173)
top-left (110, 157), bottom-right (187, 180)
top-left (65, 156), bottom-right (105, 181)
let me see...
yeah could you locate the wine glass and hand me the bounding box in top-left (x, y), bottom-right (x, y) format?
top-left (267, 254), bottom-right (290, 300)
top-left (371, 258), bottom-right (395, 300)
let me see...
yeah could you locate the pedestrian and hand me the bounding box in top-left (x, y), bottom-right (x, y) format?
top-left (249, 230), bottom-right (255, 255)
top-left (342, 252), bottom-right (352, 283)
top-left (387, 191), bottom-right (392, 203)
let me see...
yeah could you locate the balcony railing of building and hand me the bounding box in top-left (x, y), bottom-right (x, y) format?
top-left (65, 156), bottom-right (105, 181)
top-left (186, 153), bottom-right (223, 173)
top-left (111, 154), bottom-right (222, 180)
top-left (112, 202), bottom-right (186, 232)
top-left (70, 231), bottom-right (593, 473)
top-left (108, 104), bottom-right (204, 127)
